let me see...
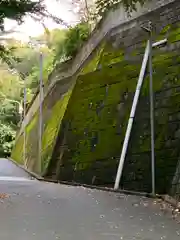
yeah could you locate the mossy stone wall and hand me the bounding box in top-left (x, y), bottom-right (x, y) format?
top-left (48, 3), bottom-right (180, 200)
top-left (11, 78), bottom-right (73, 174)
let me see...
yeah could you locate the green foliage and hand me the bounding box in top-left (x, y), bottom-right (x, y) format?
top-left (0, 63), bottom-right (23, 99)
top-left (25, 50), bottom-right (55, 101)
top-left (37, 28), bottom-right (66, 50)
top-left (0, 121), bottom-right (16, 157)
top-left (0, 43), bottom-right (21, 66)
top-left (12, 43), bottom-right (40, 77)
top-left (0, 22), bottom-right (68, 158)
top-left (0, 101), bottom-right (20, 126)
top-left (41, 89), bottom-right (72, 172)
top-left (11, 134), bottom-right (24, 164)
top-left (95, 0), bottom-right (147, 16)
top-left (54, 22), bottom-right (90, 62)
top-left (0, 57), bottom-right (23, 157)
top-left (0, 26), bottom-right (66, 158)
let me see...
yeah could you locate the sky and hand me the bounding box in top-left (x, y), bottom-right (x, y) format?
top-left (4, 0), bottom-right (79, 41)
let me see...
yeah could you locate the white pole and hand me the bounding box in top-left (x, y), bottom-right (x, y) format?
top-left (152, 39), bottom-right (167, 48)
top-left (38, 52), bottom-right (43, 173)
top-left (114, 40), bottom-right (150, 190)
top-left (114, 38), bottom-right (167, 190)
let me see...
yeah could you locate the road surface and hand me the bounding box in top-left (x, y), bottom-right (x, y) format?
top-left (0, 158), bottom-right (31, 179)
top-left (0, 158), bottom-right (180, 240)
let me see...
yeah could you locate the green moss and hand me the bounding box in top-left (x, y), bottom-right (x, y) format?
top-left (26, 113), bottom-right (38, 134)
top-left (160, 25), bottom-right (171, 35)
top-left (80, 43), bottom-right (105, 75)
top-left (168, 24), bottom-right (180, 43)
top-left (99, 43), bottom-right (125, 67)
top-left (81, 40), bottom-right (126, 75)
top-left (155, 24), bottom-right (171, 41)
top-left (168, 33), bottom-right (180, 43)
top-left (131, 49), bottom-right (139, 57)
top-left (62, 56), bottom-right (139, 173)
top-left (155, 125), bottom-right (167, 149)
top-left (11, 134), bottom-right (24, 164)
top-left (41, 88), bottom-right (73, 172)
top-left (11, 109), bottom-right (39, 166)
top-left (75, 62), bottom-right (140, 93)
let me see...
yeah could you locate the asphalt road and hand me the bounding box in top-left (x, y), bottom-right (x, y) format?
top-left (0, 158), bottom-right (31, 179)
top-left (0, 158), bottom-right (180, 240)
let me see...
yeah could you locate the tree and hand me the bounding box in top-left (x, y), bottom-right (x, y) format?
top-left (0, 122), bottom-right (16, 157)
top-left (35, 28), bottom-right (66, 50)
top-left (71, 0), bottom-right (92, 22)
top-left (0, 62), bottom-right (23, 102)
top-left (0, 8), bottom-right (68, 157)
top-left (0, 1), bottom-right (67, 61)
top-left (0, 0), bottom-right (44, 61)
top-left (70, 0), bottom-right (98, 31)
top-left (0, 60), bottom-right (23, 124)
top-left (25, 51), bottom-right (55, 98)
top-left (0, 60), bottom-right (22, 157)
top-left (95, 0), bottom-right (148, 16)
top-left (54, 22), bottom-right (90, 62)
top-left (0, 0), bottom-right (44, 30)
